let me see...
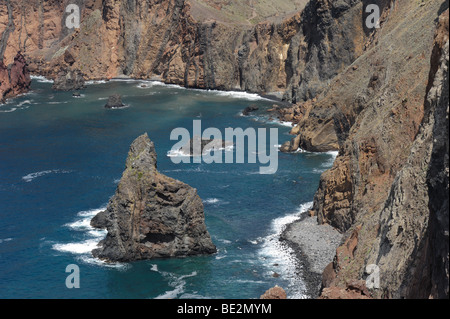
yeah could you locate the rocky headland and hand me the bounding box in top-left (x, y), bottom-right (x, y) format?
top-left (91, 133), bottom-right (217, 262)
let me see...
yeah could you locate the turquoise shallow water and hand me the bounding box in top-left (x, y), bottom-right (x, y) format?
top-left (0, 77), bottom-right (336, 299)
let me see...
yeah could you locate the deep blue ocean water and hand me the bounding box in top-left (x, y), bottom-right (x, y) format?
top-left (0, 77), bottom-right (336, 299)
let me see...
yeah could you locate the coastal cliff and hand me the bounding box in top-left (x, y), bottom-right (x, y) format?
top-left (0, 1), bottom-right (30, 102)
top-left (91, 133), bottom-right (217, 262)
top-left (1, 0), bottom-right (448, 298)
top-left (0, 51), bottom-right (31, 103)
top-left (282, 1), bottom-right (449, 299)
top-left (0, 0), bottom-right (367, 101)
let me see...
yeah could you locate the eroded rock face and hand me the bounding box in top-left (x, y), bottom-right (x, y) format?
top-left (318, 6), bottom-right (449, 299)
top-left (0, 0), bottom-right (367, 101)
top-left (52, 69), bottom-right (86, 91)
top-left (91, 133), bottom-right (216, 262)
top-left (0, 52), bottom-right (31, 103)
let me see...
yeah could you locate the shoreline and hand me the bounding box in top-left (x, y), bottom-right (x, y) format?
top-left (29, 74), bottom-right (291, 106)
top-left (29, 72), bottom-right (336, 299)
top-left (280, 211), bottom-right (343, 298)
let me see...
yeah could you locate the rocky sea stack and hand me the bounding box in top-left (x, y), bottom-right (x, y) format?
top-left (104, 94), bottom-right (125, 109)
top-left (91, 133), bottom-right (216, 262)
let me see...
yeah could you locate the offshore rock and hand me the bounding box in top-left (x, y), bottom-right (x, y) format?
top-left (91, 133), bottom-right (216, 262)
top-left (104, 94), bottom-right (125, 109)
top-left (52, 69), bottom-right (86, 91)
top-left (242, 105), bottom-right (259, 116)
top-left (178, 136), bottom-right (234, 157)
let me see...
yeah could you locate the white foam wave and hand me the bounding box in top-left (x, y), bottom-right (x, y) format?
top-left (211, 90), bottom-right (268, 101)
top-left (246, 114), bottom-right (294, 128)
top-left (0, 107), bottom-right (17, 113)
top-left (31, 75), bottom-right (53, 83)
top-left (22, 170), bottom-right (72, 182)
top-left (0, 99), bottom-right (34, 113)
top-left (51, 206), bottom-right (127, 268)
top-left (154, 271), bottom-right (198, 299)
top-left (85, 80), bottom-right (108, 85)
top-left (321, 151), bottom-right (339, 168)
top-left (16, 100), bottom-right (33, 107)
top-left (53, 239), bottom-right (102, 254)
top-left (167, 143), bottom-right (234, 158)
top-left (151, 264), bottom-right (159, 272)
top-left (77, 255), bottom-right (129, 269)
top-left (258, 202), bottom-right (313, 299)
top-left (64, 207), bottom-right (105, 231)
top-left (0, 238), bottom-right (13, 244)
top-left (47, 101), bottom-right (69, 104)
top-left (203, 198), bottom-right (220, 204)
top-left (166, 149), bottom-right (190, 158)
top-left (271, 119), bottom-right (294, 127)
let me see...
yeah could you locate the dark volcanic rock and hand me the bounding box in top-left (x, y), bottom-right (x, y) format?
top-left (242, 105), bottom-right (259, 116)
top-left (91, 133), bottom-right (217, 262)
top-left (104, 94), bottom-right (125, 109)
top-left (52, 69), bottom-right (86, 91)
top-left (178, 136), bottom-right (234, 157)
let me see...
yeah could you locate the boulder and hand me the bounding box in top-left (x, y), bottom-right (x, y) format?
top-left (242, 104), bottom-right (259, 116)
top-left (178, 136), bottom-right (234, 157)
top-left (91, 133), bottom-right (217, 262)
top-left (260, 286), bottom-right (287, 299)
top-left (52, 69), bottom-right (86, 91)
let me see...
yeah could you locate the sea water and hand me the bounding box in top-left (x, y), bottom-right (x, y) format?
top-left (0, 78), bottom-right (337, 299)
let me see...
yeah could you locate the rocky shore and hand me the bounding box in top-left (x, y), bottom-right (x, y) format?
top-left (280, 212), bottom-right (342, 297)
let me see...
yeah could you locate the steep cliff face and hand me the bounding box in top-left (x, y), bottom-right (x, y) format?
top-left (0, 51), bottom-right (31, 103)
top-left (0, 0), bottom-right (31, 102)
top-left (1, 0), bottom-right (448, 298)
top-left (316, 5), bottom-right (449, 299)
top-left (0, 0), bottom-right (368, 100)
top-left (91, 133), bottom-right (217, 262)
top-left (300, 0), bottom-right (447, 234)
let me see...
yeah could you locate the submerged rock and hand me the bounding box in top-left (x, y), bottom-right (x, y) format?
top-left (91, 133), bottom-right (216, 262)
top-left (242, 105), bottom-right (259, 116)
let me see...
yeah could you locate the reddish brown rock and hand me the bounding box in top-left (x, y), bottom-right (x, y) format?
top-left (260, 286), bottom-right (287, 299)
top-left (0, 52), bottom-right (31, 103)
top-left (319, 286), bottom-right (371, 300)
